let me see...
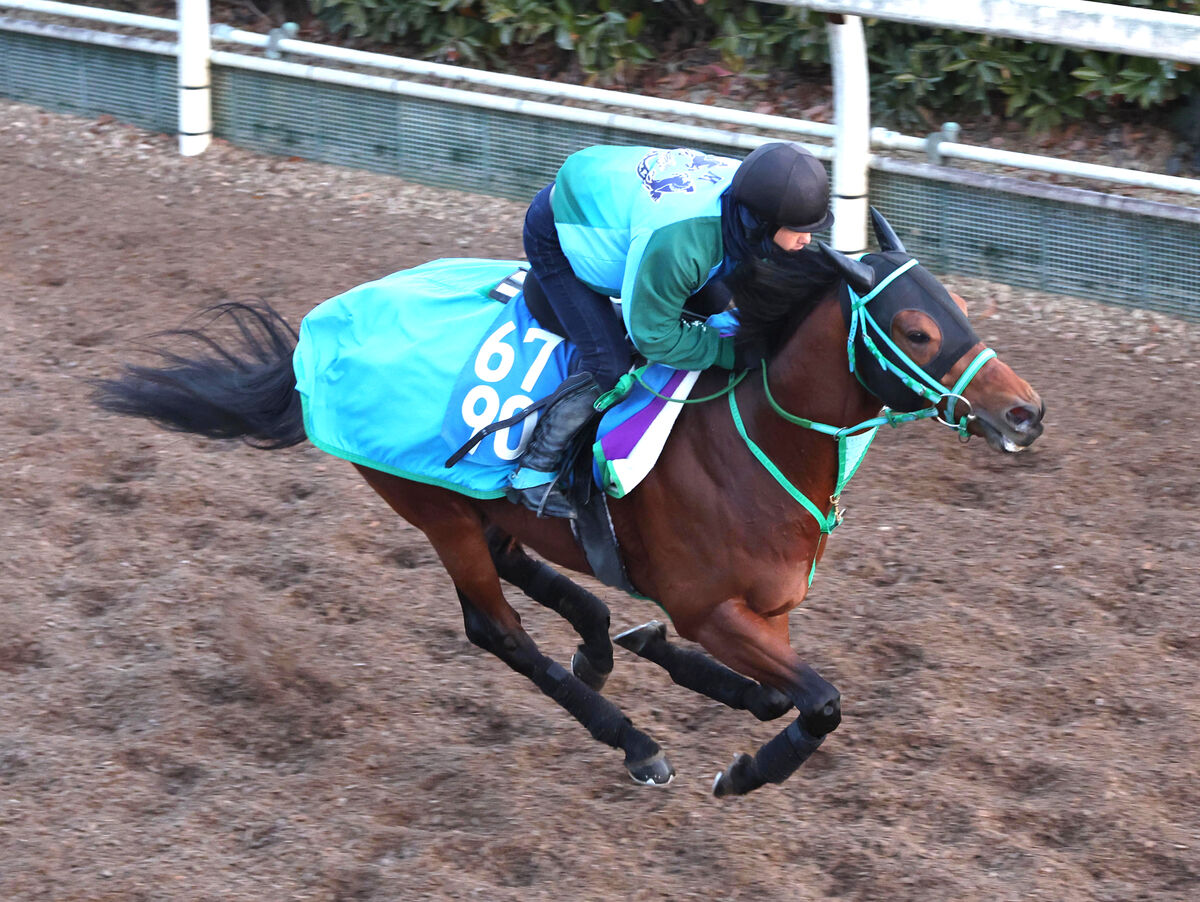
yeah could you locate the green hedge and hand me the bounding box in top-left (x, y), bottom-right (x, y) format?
top-left (306, 0), bottom-right (1199, 131)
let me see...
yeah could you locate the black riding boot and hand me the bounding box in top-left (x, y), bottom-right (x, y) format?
top-left (506, 373), bottom-right (601, 519)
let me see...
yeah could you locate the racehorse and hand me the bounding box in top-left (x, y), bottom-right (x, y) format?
top-left (93, 211), bottom-right (1044, 797)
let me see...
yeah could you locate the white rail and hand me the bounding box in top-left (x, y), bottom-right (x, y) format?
top-left (0, 0), bottom-right (838, 140)
top-left (767, 0), bottom-right (1200, 65)
top-left (2, 0), bottom-right (169, 30)
top-left (873, 129), bottom-right (1200, 195)
top-left (209, 50), bottom-right (809, 155)
top-left (0, 15), bottom-right (173, 53)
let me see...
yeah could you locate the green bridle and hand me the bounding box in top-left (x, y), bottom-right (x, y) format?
top-left (843, 257), bottom-right (996, 436)
top-left (728, 257), bottom-right (997, 583)
top-left (605, 255), bottom-right (996, 560)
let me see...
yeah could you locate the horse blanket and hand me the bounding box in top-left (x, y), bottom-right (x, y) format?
top-left (292, 258), bottom-right (707, 499)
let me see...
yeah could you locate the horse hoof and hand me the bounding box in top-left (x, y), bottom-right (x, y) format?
top-left (625, 750), bottom-right (675, 787)
top-left (571, 648), bottom-right (610, 692)
top-left (614, 620), bottom-right (666, 656)
top-left (711, 753), bottom-right (754, 799)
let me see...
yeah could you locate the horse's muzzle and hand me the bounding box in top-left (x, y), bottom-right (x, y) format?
top-left (972, 398), bottom-right (1045, 453)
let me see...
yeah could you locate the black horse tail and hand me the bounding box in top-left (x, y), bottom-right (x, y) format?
top-left (92, 302), bottom-right (307, 450)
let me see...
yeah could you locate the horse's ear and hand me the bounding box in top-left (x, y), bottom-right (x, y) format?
top-left (869, 206), bottom-right (907, 254)
top-left (818, 242), bottom-right (876, 295)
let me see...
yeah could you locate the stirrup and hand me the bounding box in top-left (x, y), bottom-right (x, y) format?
top-left (506, 473), bottom-right (577, 519)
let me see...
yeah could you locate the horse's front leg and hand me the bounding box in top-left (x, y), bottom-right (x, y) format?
top-left (614, 621), bottom-right (793, 721)
top-left (681, 599), bottom-right (840, 798)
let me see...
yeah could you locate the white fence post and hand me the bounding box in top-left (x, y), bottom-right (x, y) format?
top-left (177, 0), bottom-right (211, 155)
top-left (826, 14), bottom-right (869, 254)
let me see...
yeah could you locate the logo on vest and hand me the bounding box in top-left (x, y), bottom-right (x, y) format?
top-left (637, 149), bottom-right (734, 201)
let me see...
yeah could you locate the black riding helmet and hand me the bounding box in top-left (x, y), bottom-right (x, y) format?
top-left (729, 142), bottom-right (834, 233)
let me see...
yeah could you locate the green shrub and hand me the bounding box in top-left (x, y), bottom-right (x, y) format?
top-left (865, 15), bottom-right (1197, 131)
top-left (307, 0), bottom-right (666, 74)
top-left (306, 0), bottom-right (1200, 132)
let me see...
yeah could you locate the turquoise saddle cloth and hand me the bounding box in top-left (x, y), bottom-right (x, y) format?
top-left (294, 258), bottom-right (589, 498)
top-left (294, 257), bottom-right (718, 499)
top-left (294, 257), bottom-right (699, 499)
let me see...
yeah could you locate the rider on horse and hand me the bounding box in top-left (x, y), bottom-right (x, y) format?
top-left (508, 141), bottom-right (836, 519)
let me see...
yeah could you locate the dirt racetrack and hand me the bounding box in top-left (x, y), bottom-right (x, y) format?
top-left (2, 98), bottom-right (1199, 901)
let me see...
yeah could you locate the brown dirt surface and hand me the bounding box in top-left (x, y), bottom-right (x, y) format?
top-left (2, 98), bottom-right (1199, 901)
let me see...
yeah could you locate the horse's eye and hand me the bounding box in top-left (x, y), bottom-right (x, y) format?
top-left (906, 330), bottom-right (930, 345)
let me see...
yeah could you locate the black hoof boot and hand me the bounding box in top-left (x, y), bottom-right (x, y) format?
top-left (571, 646), bottom-right (610, 692)
top-left (626, 749), bottom-right (675, 787)
top-left (614, 620), bottom-right (667, 656)
top-left (712, 753), bottom-right (757, 798)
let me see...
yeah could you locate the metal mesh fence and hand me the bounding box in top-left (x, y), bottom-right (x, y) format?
top-left (3, 26), bottom-right (1198, 318)
top-left (871, 169), bottom-right (1198, 316)
top-left (0, 29), bottom-right (175, 133)
top-left (211, 67), bottom-right (747, 201)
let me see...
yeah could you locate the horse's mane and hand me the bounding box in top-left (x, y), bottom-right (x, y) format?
top-left (726, 248), bottom-right (842, 357)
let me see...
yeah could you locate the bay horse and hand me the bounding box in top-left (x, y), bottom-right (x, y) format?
top-left (93, 211), bottom-right (1044, 797)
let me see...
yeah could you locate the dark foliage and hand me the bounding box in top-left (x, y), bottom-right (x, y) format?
top-left (300, 0), bottom-right (1198, 132)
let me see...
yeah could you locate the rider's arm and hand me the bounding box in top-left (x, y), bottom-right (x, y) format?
top-left (622, 218), bottom-right (736, 371)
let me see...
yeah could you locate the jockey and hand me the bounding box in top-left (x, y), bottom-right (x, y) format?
top-left (508, 141), bottom-right (835, 518)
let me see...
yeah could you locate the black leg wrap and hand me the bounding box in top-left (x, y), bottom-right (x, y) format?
top-left (617, 622), bottom-right (793, 721)
top-left (490, 536), bottom-right (613, 681)
top-left (756, 720), bottom-right (824, 783)
top-left (532, 660), bottom-right (630, 749)
top-left (497, 546), bottom-right (611, 634)
top-left (712, 719), bottom-right (825, 798)
top-left (456, 589), bottom-right (670, 783)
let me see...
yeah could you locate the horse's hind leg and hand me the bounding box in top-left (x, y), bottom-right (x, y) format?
top-left (486, 529), bottom-right (613, 691)
top-left (357, 469), bottom-right (671, 785)
top-left (451, 574), bottom-right (671, 786)
top-left (615, 622), bottom-right (793, 721)
top-left (453, 586), bottom-right (676, 787)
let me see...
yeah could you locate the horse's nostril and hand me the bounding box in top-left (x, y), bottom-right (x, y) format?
top-left (1006, 401), bottom-right (1044, 431)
